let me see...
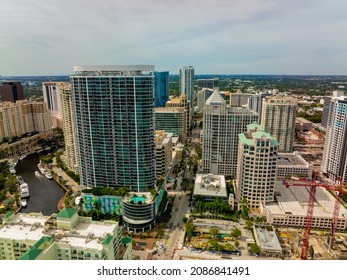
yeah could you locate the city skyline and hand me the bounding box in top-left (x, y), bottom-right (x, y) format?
top-left (1, 0), bottom-right (347, 76)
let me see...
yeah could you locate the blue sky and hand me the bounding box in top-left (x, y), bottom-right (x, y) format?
top-left (1, 0), bottom-right (346, 75)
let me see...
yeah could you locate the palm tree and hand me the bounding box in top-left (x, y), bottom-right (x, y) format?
top-left (93, 199), bottom-right (102, 219)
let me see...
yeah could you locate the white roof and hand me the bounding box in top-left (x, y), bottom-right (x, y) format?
top-left (205, 89), bottom-right (226, 105)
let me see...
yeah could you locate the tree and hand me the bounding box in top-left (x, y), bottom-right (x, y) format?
top-left (249, 243), bottom-right (261, 255)
top-left (240, 198), bottom-right (249, 220)
top-left (245, 220), bottom-right (254, 230)
top-left (184, 222), bottom-right (195, 242)
top-left (231, 228), bottom-right (242, 238)
top-left (93, 199), bottom-right (102, 219)
top-left (209, 227), bottom-right (219, 239)
top-left (156, 229), bottom-right (164, 238)
top-left (234, 240), bottom-right (240, 248)
top-left (208, 239), bottom-right (222, 251)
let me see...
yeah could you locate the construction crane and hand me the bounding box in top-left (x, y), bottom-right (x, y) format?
top-left (283, 175), bottom-right (347, 260)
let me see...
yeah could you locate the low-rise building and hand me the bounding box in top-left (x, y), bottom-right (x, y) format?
top-left (261, 181), bottom-right (347, 230)
top-left (276, 152), bottom-right (312, 179)
top-left (295, 117), bottom-right (313, 132)
top-left (253, 224), bottom-right (283, 258)
top-left (193, 174), bottom-right (227, 203)
top-left (0, 208), bottom-right (132, 260)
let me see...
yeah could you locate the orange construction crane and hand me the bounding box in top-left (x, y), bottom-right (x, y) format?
top-left (283, 176), bottom-right (347, 260)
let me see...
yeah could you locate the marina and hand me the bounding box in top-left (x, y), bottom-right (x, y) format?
top-left (15, 153), bottom-right (65, 215)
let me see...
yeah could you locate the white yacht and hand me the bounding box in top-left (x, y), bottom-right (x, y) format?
top-left (21, 199), bottom-right (27, 208)
top-left (19, 154), bottom-right (27, 160)
top-left (20, 183), bottom-right (30, 198)
top-left (37, 163), bottom-right (46, 175)
top-left (44, 171), bottom-right (53, 180)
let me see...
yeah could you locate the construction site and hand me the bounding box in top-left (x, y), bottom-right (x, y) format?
top-left (276, 228), bottom-right (347, 260)
top-left (259, 175), bottom-right (347, 260)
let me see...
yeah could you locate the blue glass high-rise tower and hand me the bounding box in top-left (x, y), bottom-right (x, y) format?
top-left (71, 65), bottom-right (156, 192)
top-left (154, 71), bottom-right (169, 107)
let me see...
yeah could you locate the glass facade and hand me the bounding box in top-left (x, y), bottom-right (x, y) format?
top-left (154, 71), bottom-right (169, 107)
top-left (71, 68), bottom-right (156, 192)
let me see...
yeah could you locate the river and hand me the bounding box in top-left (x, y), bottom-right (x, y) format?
top-left (15, 153), bottom-right (65, 215)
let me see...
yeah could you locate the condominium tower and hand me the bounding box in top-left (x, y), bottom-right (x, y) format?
top-left (321, 96), bottom-right (347, 182)
top-left (179, 66), bottom-right (194, 104)
top-left (42, 82), bottom-right (63, 113)
top-left (235, 123), bottom-right (278, 208)
top-left (247, 91), bottom-right (273, 118)
top-left (202, 89), bottom-right (258, 175)
top-left (71, 65), bottom-right (156, 192)
top-left (261, 95), bottom-right (297, 153)
top-left (60, 82), bottom-right (78, 173)
top-left (0, 100), bottom-right (51, 140)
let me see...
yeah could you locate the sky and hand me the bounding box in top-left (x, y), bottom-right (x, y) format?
top-left (1, 0), bottom-right (347, 76)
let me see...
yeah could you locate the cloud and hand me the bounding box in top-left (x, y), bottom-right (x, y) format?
top-left (0, 0), bottom-right (346, 75)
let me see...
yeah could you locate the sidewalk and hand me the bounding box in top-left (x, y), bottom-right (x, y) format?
top-left (50, 157), bottom-right (80, 193)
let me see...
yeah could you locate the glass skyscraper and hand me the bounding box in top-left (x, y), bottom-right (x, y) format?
top-left (71, 65), bottom-right (156, 192)
top-left (154, 71), bottom-right (169, 107)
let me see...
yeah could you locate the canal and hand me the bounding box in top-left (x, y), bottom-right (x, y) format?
top-left (15, 153), bottom-right (66, 215)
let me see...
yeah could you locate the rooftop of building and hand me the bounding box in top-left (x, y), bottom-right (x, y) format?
top-left (296, 117), bottom-right (313, 124)
top-left (155, 130), bottom-right (173, 146)
top-left (254, 224), bottom-right (282, 252)
top-left (72, 65), bottom-right (154, 76)
top-left (265, 181), bottom-right (347, 218)
top-left (123, 192), bottom-right (155, 204)
top-left (205, 89), bottom-right (226, 105)
top-left (0, 212), bottom-right (47, 241)
top-left (264, 94), bottom-right (298, 104)
top-left (226, 106), bottom-right (258, 115)
top-left (239, 123), bottom-right (278, 146)
top-left (0, 99), bottom-right (45, 108)
top-left (194, 174), bottom-right (227, 198)
top-left (277, 152), bottom-right (309, 167)
top-left (155, 107), bottom-right (186, 113)
top-left (58, 220), bottom-right (117, 251)
top-left (0, 210), bottom-right (119, 251)
top-left (166, 94), bottom-right (187, 104)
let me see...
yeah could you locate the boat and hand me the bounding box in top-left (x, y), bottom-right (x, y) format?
top-left (44, 171), bottom-right (53, 180)
top-left (21, 199), bottom-right (27, 208)
top-left (19, 183), bottom-right (30, 198)
top-left (35, 171), bottom-right (40, 176)
top-left (9, 167), bottom-right (16, 174)
top-left (37, 163), bottom-right (46, 175)
top-left (19, 154), bottom-right (27, 160)
top-left (16, 175), bottom-right (24, 184)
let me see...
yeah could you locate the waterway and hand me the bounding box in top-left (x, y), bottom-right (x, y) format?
top-left (15, 153), bottom-right (65, 215)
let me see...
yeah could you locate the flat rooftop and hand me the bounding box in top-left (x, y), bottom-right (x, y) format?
top-left (59, 221), bottom-right (117, 251)
top-left (73, 65), bottom-right (154, 76)
top-left (0, 213), bottom-right (47, 241)
top-left (194, 174), bottom-right (227, 198)
top-left (265, 181), bottom-right (347, 218)
top-left (0, 213), bottom-right (118, 251)
top-left (254, 225), bottom-right (282, 252)
top-left (277, 153), bottom-right (308, 166)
